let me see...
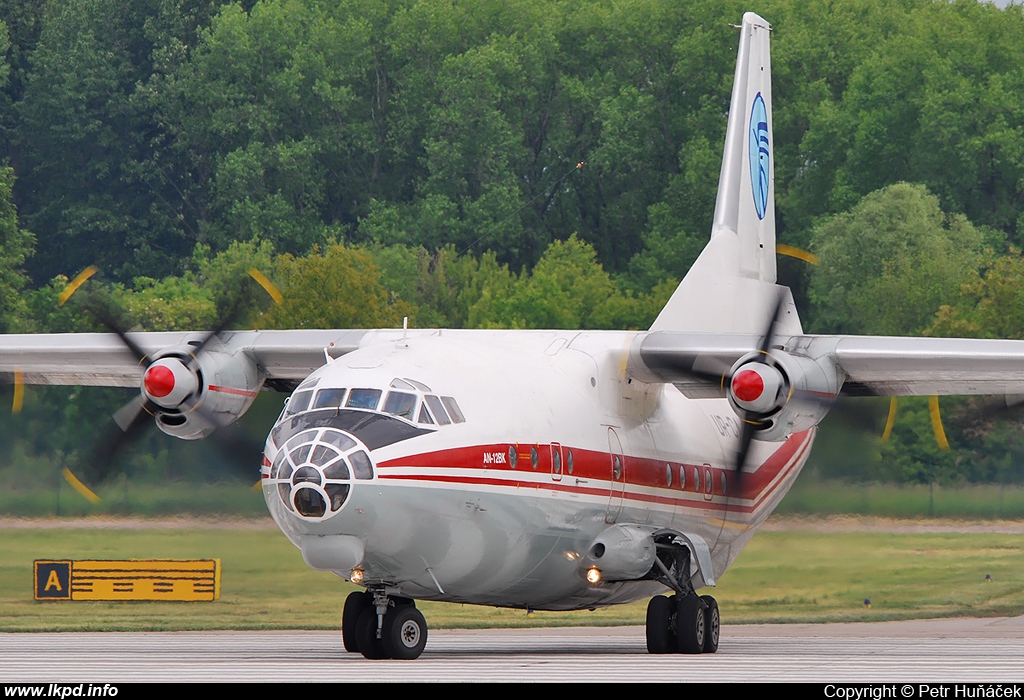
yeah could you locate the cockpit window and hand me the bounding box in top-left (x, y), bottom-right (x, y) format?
top-left (403, 378), bottom-right (431, 392)
top-left (440, 396), bottom-right (466, 423)
top-left (286, 390), bottom-right (314, 415)
top-left (417, 404), bottom-right (434, 424)
top-left (296, 377), bottom-right (319, 392)
top-left (313, 388), bottom-right (346, 409)
top-left (424, 395), bottom-right (451, 425)
top-left (383, 391), bottom-right (417, 420)
top-left (349, 451), bottom-right (374, 480)
top-left (389, 378), bottom-right (416, 391)
top-left (347, 388), bottom-right (382, 410)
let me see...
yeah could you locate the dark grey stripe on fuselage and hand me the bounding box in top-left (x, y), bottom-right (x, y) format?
top-left (271, 409), bottom-right (432, 451)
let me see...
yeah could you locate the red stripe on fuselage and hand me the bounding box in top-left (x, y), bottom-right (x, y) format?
top-left (376, 429), bottom-right (813, 514)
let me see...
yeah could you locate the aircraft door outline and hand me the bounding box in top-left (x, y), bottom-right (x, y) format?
top-left (606, 427), bottom-right (625, 523)
top-left (550, 442), bottom-right (563, 482)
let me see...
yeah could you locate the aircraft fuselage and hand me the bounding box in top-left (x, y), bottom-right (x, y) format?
top-left (262, 330), bottom-right (814, 610)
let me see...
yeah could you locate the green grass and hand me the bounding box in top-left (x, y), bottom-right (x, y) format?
top-left (776, 479), bottom-right (1024, 519)
top-left (2, 521), bottom-right (1021, 632)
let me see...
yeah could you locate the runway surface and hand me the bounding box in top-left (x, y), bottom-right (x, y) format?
top-left (4, 617), bottom-right (1024, 682)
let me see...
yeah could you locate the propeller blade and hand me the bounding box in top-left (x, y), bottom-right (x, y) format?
top-left (62, 467), bottom-right (101, 504)
top-left (86, 398), bottom-right (154, 481)
top-left (188, 400), bottom-right (265, 478)
top-left (57, 266), bottom-right (99, 306)
top-left (775, 244), bottom-right (819, 265)
top-left (77, 292), bottom-right (151, 367)
top-left (734, 415), bottom-right (760, 473)
top-left (248, 268), bottom-right (283, 305)
top-left (186, 269), bottom-right (281, 362)
top-left (12, 370), bottom-right (24, 414)
top-left (112, 394), bottom-right (149, 433)
top-left (755, 290), bottom-right (786, 361)
top-left (881, 396), bottom-right (898, 442)
top-left (928, 396), bottom-right (950, 451)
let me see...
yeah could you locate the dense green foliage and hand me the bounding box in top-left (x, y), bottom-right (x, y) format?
top-left (2, 0), bottom-right (1024, 497)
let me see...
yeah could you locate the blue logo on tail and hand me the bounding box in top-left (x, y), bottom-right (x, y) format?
top-left (748, 93), bottom-right (769, 220)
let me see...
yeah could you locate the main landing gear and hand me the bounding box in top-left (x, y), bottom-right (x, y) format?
top-left (645, 592), bottom-right (719, 654)
top-left (342, 589), bottom-right (428, 660)
top-left (645, 538), bottom-right (720, 654)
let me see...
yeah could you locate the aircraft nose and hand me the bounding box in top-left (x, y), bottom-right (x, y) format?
top-left (267, 427), bottom-right (375, 521)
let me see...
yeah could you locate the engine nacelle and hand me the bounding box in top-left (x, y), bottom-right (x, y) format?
top-left (727, 349), bottom-right (841, 442)
top-left (141, 341), bottom-right (265, 440)
top-left (583, 524), bottom-right (657, 582)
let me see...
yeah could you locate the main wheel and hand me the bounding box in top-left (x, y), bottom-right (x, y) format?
top-left (342, 590), bottom-right (373, 653)
top-left (675, 594), bottom-right (705, 654)
top-left (380, 604), bottom-right (428, 660)
top-left (354, 606), bottom-right (387, 659)
top-left (645, 595), bottom-right (674, 654)
top-left (700, 595), bottom-right (720, 653)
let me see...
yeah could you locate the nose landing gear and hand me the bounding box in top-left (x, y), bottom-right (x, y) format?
top-left (342, 589), bottom-right (428, 660)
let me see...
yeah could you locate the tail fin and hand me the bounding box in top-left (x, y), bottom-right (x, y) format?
top-left (651, 13), bottom-right (800, 335)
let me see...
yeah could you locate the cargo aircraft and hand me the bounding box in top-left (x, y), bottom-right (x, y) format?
top-left (4, 12), bottom-right (1024, 659)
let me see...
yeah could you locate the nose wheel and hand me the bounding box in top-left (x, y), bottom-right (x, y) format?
top-left (342, 589), bottom-right (429, 660)
top-left (645, 593), bottom-right (719, 654)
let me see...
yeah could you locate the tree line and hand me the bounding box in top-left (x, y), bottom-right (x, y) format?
top-left (2, 0), bottom-right (1024, 489)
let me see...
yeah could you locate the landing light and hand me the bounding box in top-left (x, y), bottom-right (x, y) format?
top-left (586, 567), bottom-right (602, 584)
top-left (350, 569), bottom-right (364, 584)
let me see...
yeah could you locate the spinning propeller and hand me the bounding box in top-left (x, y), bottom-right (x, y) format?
top-left (54, 266), bottom-right (283, 488)
top-left (727, 291), bottom-right (789, 476)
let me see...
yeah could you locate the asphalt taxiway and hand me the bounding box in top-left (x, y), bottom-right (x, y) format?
top-left (3, 617), bottom-right (1023, 682)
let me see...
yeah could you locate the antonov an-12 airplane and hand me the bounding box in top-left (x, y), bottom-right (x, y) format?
top-left (3, 12), bottom-right (1023, 659)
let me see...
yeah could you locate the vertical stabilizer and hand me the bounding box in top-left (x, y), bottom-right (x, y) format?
top-left (651, 13), bottom-right (800, 335)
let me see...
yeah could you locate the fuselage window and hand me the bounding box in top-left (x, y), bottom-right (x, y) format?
top-left (666, 464), bottom-right (673, 487)
top-left (531, 446), bottom-right (539, 470)
top-left (705, 468), bottom-right (713, 495)
top-left (679, 466), bottom-right (685, 490)
top-left (721, 471), bottom-right (727, 495)
top-left (286, 390), bottom-right (314, 415)
top-left (425, 395), bottom-right (452, 425)
top-left (553, 448), bottom-right (562, 474)
top-left (383, 391), bottom-right (417, 420)
top-left (509, 446), bottom-right (518, 469)
top-left (313, 388), bottom-right (346, 409)
top-left (566, 449), bottom-right (574, 474)
top-left (417, 405), bottom-right (435, 424)
top-left (693, 467), bottom-right (700, 492)
top-left (347, 388), bottom-right (382, 410)
top-left (613, 455), bottom-right (622, 480)
top-left (440, 396), bottom-right (466, 423)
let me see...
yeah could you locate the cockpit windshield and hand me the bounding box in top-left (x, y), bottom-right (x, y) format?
top-left (279, 377), bottom-right (466, 429)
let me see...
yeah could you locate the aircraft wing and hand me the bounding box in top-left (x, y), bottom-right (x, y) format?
top-left (632, 332), bottom-right (1024, 399)
top-left (0, 329), bottom-right (369, 389)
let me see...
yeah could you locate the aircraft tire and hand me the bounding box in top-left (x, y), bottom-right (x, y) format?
top-left (675, 594), bottom-right (705, 654)
top-left (701, 595), bottom-right (720, 654)
top-left (380, 604), bottom-right (428, 660)
top-left (355, 607), bottom-right (388, 659)
top-left (342, 590), bottom-right (374, 653)
top-left (645, 595), bottom-right (674, 654)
